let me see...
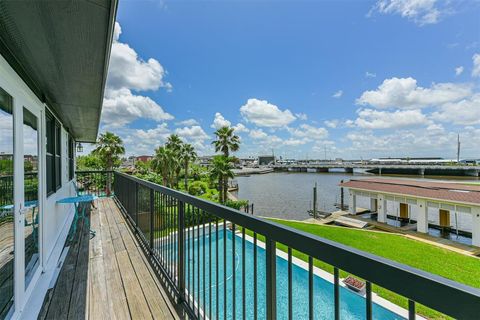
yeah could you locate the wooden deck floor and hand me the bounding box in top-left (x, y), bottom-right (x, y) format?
top-left (39, 198), bottom-right (181, 319)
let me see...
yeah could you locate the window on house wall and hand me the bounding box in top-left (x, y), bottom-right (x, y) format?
top-left (45, 110), bottom-right (62, 195)
top-left (46, 111), bottom-right (55, 195)
top-left (68, 136), bottom-right (74, 181)
top-left (55, 123), bottom-right (61, 190)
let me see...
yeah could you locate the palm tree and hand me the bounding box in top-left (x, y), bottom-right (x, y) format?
top-left (210, 155), bottom-right (234, 203)
top-left (212, 126), bottom-right (240, 157)
top-left (92, 132), bottom-right (125, 196)
top-left (166, 134), bottom-right (184, 186)
top-left (152, 146), bottom-right (176, 187)
top-left (180, 143), bottom-right (197, 190)
top-left (166, 134), bottom-right (183, 152)
top-left (212, 126), bottom-right (239, 202)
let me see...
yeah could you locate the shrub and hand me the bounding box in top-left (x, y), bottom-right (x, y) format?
top-left (188, 181), bottom-right (208, 196)
top-left (225, 199), bottom-right (249, 210)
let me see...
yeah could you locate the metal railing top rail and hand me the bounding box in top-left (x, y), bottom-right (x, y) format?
top-left (75, 170), bottom-right (114, 174)
top-left (113, 171), bottom-right (480, 319)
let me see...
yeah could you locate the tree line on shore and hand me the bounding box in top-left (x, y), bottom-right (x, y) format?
top-left (77, 126), bottom-right (247, 208)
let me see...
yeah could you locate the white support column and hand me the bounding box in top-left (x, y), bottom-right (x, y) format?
top-left (416, 199), bottom-right (429, 233)
top-left (472, 207), bottom-right (480, 247)
top-left (377, 194), bottom-right (386, 223)
top-left (349, 191), bottom-right (357, 215)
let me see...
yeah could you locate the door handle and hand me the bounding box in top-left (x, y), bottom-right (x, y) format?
top-left (19, 207), bottom-right (28, 215)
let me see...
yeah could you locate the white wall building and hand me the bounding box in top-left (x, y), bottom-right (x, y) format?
top-left (0, 2), bottom-right (117, 318)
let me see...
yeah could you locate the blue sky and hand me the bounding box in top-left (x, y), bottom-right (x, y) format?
top-left (97, 0), bottom-right (480, 160)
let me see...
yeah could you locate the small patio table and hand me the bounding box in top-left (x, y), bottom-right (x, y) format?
top-left (57, 195), bottom-right (97, 240)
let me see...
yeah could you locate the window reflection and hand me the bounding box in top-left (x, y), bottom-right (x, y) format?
top-left (23, 107), bottom-right (39, 289)
top-left (0, 87), bottom-right (14, 317)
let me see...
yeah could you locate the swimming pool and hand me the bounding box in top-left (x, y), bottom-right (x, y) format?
top-left (177, 227), bottom-right (405, 320)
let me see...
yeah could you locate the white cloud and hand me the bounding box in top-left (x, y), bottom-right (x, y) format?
top-left (369, 0), bottom-right (448, 26)
top-left (345, 127), bottom-right (457, 157)
top-left (356, 77), bottom-right (471, 109)
top-left (249, 129), bottom-right (268, 140)
top-left (176, 119), bottom-right (199, 126)
top-left (288, 124), bottom-right (329, 139)
top-left (107, 22), bottom-right (172, 92)
top-left (135, 123), bottom-right (171, 142)
top-left (365, 71), bottom-right (377, 78)
top-left (101, 22), bottom-right (173, 128)
top-left (240, 98), bottom-right (296, 127)
top-left (432, 94), bottom-right (480, 125)
top-left (283, 138), bottom-right (308, 146)
top-left (175, 125), bottom-right (210, 151)
top-left (233, 123), bottom-right (249, 133)
top-left (472, 53), bottom-right (480, 78)
top-left (119, 124), bottom-right (172, 155)
top-left (296, 113), bottom-right (308, 121)
top-left (102, 88), bottom-right (173, 127)
top-left (344, 119), bottom-right (355, 128)
top-left (324, 120), bottom-right (339, 128)
top-left (354, 108), bottom-right (430, 129)
top-left (332, 90), bottom-right (343, 98)
top-left (455, 66), bottom-right (464, 76)
top-left (211, 112), bottom-right (231, 129)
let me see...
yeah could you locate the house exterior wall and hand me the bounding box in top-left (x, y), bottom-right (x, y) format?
top-left (0, 52), bottom-right (76, 318)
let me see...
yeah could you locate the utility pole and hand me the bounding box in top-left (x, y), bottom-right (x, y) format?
top-left (457, 134), bottom-right (461, 163)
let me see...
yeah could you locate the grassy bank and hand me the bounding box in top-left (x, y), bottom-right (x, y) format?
top-left (247, 219), bottom-right (480, 319)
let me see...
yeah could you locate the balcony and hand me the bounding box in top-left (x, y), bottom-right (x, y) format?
top-left (38, 197), bottom-right (180, 319)
top-left (39, 171), bottom-right (480, 319)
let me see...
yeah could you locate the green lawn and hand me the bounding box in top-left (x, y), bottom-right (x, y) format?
top-left (249, 218), bottom-right (480, 319)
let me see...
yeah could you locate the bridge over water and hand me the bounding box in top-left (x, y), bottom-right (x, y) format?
top-left (273, 164), bottom-right (480, 177)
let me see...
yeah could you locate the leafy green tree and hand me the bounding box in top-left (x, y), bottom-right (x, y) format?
top-left (76, 154), bottom-right (103, 170)
top-left (180, 143), bottom-right (197, 190)
top-left (134, 160), bottom-right (151, 175)
top-left (212, 126), bottom-right (240, 157)
top-left (0, 158), bottom-right (13, 175)
top-left (92, 132), bottom-right (125, 195)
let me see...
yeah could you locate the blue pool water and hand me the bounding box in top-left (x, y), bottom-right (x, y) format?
top-left (173, 227), bottom-right (404, 320)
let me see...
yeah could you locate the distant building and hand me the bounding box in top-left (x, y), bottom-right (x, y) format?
top-left (460, 159), bottom-right (480, 165)
top-left (258, 155), bottom-right (275, 166)
top-left (197, 156), bottom-right (214, 167)
top-left (136, 155), bottom-right (153, 162)
top-left (369, 157), bottom-right (453, 165)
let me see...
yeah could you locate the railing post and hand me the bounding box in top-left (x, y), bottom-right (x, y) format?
top-left (266, 238), bottom-right (276, 320)
top-left (177, 200), bottom-right (185, 302)
top-left (149, 189), bottom-right (154, 252)
top-left (134, 182), bottom-right (138, 227)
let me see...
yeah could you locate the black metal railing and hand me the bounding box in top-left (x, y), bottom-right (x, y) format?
top-left (0, 173), bottom-right (38, 207)
top-left (75, 170), bottom-right (114, 197)
top-left (113, 171), bottom-right (480, 320)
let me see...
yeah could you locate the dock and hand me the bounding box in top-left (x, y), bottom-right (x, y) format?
top-left (233, 167), bottom-right (274, 176)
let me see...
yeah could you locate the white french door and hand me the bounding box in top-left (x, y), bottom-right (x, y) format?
top-left (0, 80), bottom-right (43, 318)
top-left (20, 104), bottom-right (42, 301)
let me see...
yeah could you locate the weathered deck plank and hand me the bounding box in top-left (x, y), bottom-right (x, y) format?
top-left (39, 198), bottom-right (179, 320)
